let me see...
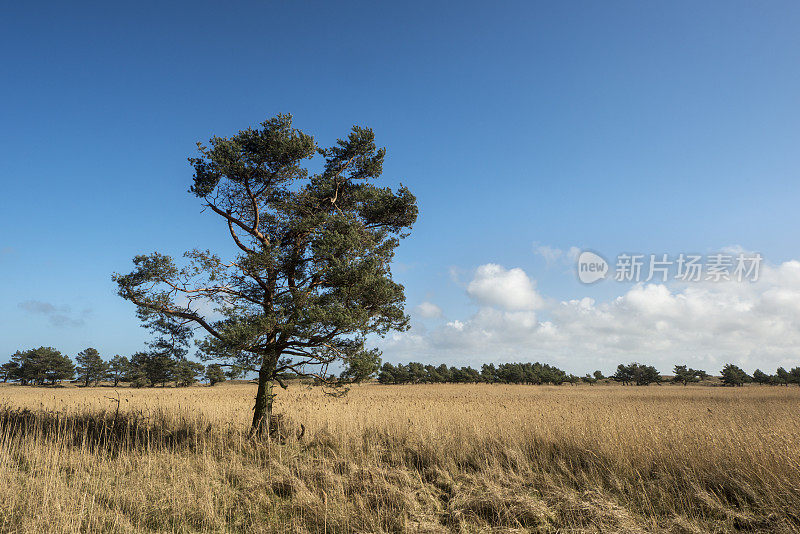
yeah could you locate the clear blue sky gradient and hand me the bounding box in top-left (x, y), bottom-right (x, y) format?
top-left (2, 2), bottom-right (799, 368)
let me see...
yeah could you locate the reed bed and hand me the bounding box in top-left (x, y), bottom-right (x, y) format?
top-left (0, 382), bottom-right (798, 533)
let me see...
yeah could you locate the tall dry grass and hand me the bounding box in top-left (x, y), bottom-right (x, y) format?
top-left (0, 382), bottom-right (798, 533)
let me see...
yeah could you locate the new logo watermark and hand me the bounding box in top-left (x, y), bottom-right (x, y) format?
top-left (577, 251), bottom-right (609, 284)
top-left (576, 251), bottom-right (762, 284)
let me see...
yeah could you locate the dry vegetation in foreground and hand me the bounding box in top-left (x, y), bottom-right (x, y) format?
top-left (1, 383), bottom-right (799, 533)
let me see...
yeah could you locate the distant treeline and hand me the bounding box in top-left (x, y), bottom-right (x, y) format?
top-left (379, 361), bottom-right (800, 387)
top-left (0, 346), bottom-right (232, 387)
top-left (379, 361), bottom-right (579, 385)
top-left (4, 348), bottom-right (800, 389)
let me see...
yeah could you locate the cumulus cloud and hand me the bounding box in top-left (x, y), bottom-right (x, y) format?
top-left (414, 301), bottom-right (443, 319)
top-left (380, 260), bottom-right (800, 373)
top-left (467, 264), bottom-right (543, 311)
top-left (18, 300), bottom-right (89, 327)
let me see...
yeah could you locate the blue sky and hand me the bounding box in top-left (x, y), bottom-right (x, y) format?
top-left (2, 2), bottom-right (800, 374)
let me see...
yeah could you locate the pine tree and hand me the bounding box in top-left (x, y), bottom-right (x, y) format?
top-left (205, 364), bottom-right (226, 386)
top-left (114, 115), bottom-right (417, 433)
top-left (75, 348), bottom-right (107, 387)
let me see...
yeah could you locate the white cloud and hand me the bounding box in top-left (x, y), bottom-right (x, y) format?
top-left (381, 261), bottom-right (800, 373)
top-left (414, 301), bottom-right (443, 319)
top-left (467, 264), bottom-right (543, 311)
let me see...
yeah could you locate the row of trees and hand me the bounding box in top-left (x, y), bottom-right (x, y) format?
top-left (379, 362), bottom-right (586, 385)
top-left (377, 361), bottom-right (800, 387)
top-left (0, 347), bottom-right (232, 387)
top-left (722, 364), bottom-right (800, 387)
top-left (5, 348), bottom-right (800, 390)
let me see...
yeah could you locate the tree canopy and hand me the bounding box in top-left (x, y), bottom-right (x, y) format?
top-left (75, 347), bottom-right (107, 387)
top-left (720, 364), bottom-right (751, 387)
top-left (8, 347), bottom-right (74, 385)
top-left (611, 363), bottom-right (661, 386)
top-left (114, 114), bottom-right (417, 433)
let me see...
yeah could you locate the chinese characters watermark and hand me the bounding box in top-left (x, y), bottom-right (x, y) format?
top-left (577, 251), bottom-right (762, 284)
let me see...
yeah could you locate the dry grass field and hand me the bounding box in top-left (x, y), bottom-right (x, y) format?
top-left (1, 382), bottom-right (799, 533)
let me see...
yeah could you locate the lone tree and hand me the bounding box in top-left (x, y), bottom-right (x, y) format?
top-left (114, 115), bottom-right (417, 434)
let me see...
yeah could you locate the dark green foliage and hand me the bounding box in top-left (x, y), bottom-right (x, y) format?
top-left (720, 364), bottom-right (751, 387)
top-left (481, 363), bottom-right (498, 384)
top-left (340, 348), bottom-right (381, 384)
top-left (121, 315), bottom-right (199, 388)
top-left (593, 370), bottom-right (605, 381)
top-left (582, 373), bottom-right (597, 385)
top-left (120, 351), bottom-right (203, 388)
top-left (610, 364), bottom-right (634, 385)
top-left (636, 365), bottom-right (662, 386)
top-left (124, 355), bottom-right (149, 388)
top-left (377, 363), bottom-right (399, 384)
top-left (205, 364), bottom-right (226, 386)
top-left (143, 315), bottom-right (192, 362)
top-left (75, 348), bottom-right (107, 387)
top-left (378, 361), bottom-right (570, 385)
top-left (128, 351), bottom-right (175, 387)
top-left (694, 369), bottom-right (711, 381)
top-left (672, 365), bottom-right (705, 386)
top-left (566, 374), bottom-right (581, 385)
top-left (45, 349), bottom-right (76, 385)
top-left (435, 364), bottom-right (451, 383)
top-left (114, 114), bottom-right (417, 431)
top-left (7, 348), bottom-right (74, 385)
top-left (174, 359), bottom-right (205, 387)
top-left (459, 366), bottom-right (482, 383)
top-left (225, 365), bottom-right (244, 381)
top-left (0, 362), bottom-right (19, 382)
top-left (752, 369), bottom-right (771, 385)
top-left (790, 367), bottom-right (800, 386)
top-left (107, 355), bottom-right (129, 387)
top-left (775, 367), bottom-right (791, 386)
top-left (611, 363), bottom-right (661, 386)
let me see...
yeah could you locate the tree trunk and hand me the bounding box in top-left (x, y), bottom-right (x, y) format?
top-left (251, 362), bottom-right (275, 436)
